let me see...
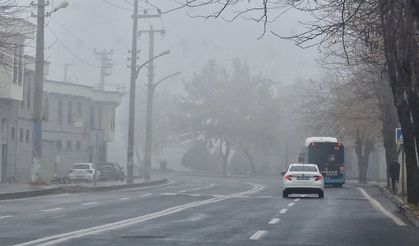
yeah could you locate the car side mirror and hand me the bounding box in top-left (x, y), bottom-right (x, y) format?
top-left (280, 171), bottom-right (286, 176)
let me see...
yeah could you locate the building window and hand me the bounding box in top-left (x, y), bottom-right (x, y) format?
top-left (10, 127), bottom-right (15, 141)
top-left (42, 97), bottom-right (49, 121)
top-left (111, 109), bottom-right (115, 132)
top-left (90, 105), bottom-right (95, 128)
top-left (68, 101), bottom-right (73, 125)
top-left (17, 45), bottom-right (23, 85)
top-left (76, 141), bottom-right (81, 151)
top-left (77, 101), bottom-right (82, 117)
top-left (12, 45), bottom-right (23, 84)
top-left (58, 100), bottom-right (63, 126)
top-left (27, 78), bottom-right (31, 110)
top-left (66, 140), bottom-right (72, 151)
top-left (56, 140), bottom-right (62, 150)
top-left (25, 129), bottom-right (30, 143)
top-left (98, 106), bottom-right (103, 129)
top-left (19, 128), bottom-right (23, 142)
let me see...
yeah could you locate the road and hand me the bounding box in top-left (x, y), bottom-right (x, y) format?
top-left (0, 173), bottom-right (418, 246)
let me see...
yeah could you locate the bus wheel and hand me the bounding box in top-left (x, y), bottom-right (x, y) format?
top-left (318, 190), bottom-right (324, 198)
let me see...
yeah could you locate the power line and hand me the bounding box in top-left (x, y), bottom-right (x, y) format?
top-left (47, 26), bottom-right (99, 68)
top-left (102, 0), bottom-right (132, 11)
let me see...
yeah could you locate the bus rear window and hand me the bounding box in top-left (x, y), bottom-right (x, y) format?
top-left (290, 166), bottom-right (318, 172)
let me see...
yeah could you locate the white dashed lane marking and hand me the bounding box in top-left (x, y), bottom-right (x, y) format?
top-left (41, 208), bottom-right (63, 212)
top-left (140, 193), bottom-right (152, 197)
top-left (188, 194), bottom-right (201, 197)
top-left (118, 197), bottom-right (131, 201)
top-left (288, 202), bottom-right (295, 207)
top-left (0, 215), bottom-right (13, 219)
top-left (249, 230), bottom-right (268, 240)
top-left (279, 208), bottom-right (288, 214)
top-left (294, 198), bottom-right (300, 202)
top-left (160, 193), bottom-right (177, 196)
top-left (82, 202), bottom-right (100, 206)
top-left (268, 218), bottom-right (280, 224)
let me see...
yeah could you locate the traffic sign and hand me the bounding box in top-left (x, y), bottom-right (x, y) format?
top-left (396, 128), bottom-right (403, 144)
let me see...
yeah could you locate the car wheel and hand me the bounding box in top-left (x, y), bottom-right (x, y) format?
top-left (318, 190), bottom-right (324, 198)
top-left (283, 190), bottom-right (288, 198)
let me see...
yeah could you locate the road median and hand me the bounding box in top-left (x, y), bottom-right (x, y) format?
top-left (0, 179), bottom-right (168, 200)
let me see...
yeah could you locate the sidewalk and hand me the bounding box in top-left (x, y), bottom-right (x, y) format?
top-left (380, 185), bottom-right (419, 227)
top-left (0, 175), bottom-right (168, 200)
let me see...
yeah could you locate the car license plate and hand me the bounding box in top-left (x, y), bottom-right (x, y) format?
top-left (297, 176), bottom-right (309, 180)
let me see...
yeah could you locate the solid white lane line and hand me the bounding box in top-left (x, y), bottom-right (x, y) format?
top-left (249, 230), bottom-right (268, 240)
top-left (288, 202), bottom-right (295, 207)
top-left (140, 193), bottom-right (152, 197)
top-left (118, 197), bottom-right (131, 201)
top-left (294, 198), bottom-right (300, 202)
top-left (41, 208), bottom-right (63, 212)
top-left (14, 183), bottom-right (264, 246)
top-left (269, 218), bottom-right (280, 224)
top-left (357, 187), bottom-right (406, 226)
top-left (280, 208), bottom-right (288, 214)
top-left (81, 202), bottom-right (100, 206)
top-left (178, 190), bottom-right (187, 193)
top-left (0, 215), bottom-right (13, 219)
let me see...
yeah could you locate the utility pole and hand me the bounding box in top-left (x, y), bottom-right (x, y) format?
top-left (126, 0), bottom-right (139, 184)
top-left (31, 0), bottom-right (47, 183)
top-left (140, 25), bottom-right (165, 181)
top-left (63, 62), bottom-right (74, 82)
top-left (31, 0), bottom-right (68, 183)
top-left (126, 6), bottom-right (162, 183)
top-left (94, 49), bottom-right (113, 90)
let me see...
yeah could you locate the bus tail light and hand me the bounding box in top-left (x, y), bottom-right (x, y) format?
top-left (339, 165), bottom-right (344, 173)
top-left (284, 175), bottom-right (293, 181)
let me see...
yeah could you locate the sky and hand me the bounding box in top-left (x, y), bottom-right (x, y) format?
top-left (21, 0), bottom-right (322, 91)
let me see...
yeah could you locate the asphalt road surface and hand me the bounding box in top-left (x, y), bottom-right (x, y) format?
top-left (1, 173), bottom-right (418, 246)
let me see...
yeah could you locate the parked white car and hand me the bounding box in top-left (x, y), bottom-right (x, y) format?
top-left (282, 163), bottom-right (324, 198)
top-left (68, 163), bottom-right (99, 182)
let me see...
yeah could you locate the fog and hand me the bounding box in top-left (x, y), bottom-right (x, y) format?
top-left (19, 0), bottom-right (322, 175)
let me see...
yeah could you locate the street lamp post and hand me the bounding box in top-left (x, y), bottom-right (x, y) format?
top-left (31, 0), bottom-right (68, 183)
top-left (143, 71), bottom-right (181, 181)
top-left (126, 47), bottom-right (170, 183)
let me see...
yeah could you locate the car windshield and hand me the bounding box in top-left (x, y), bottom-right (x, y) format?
top-left (289, 166), bottom-right (318, 172)
top-left (72, 164), bottom-right (90, 170)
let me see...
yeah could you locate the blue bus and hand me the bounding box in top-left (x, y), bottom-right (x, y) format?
top-left (304, 137), bottom-right (345, 186)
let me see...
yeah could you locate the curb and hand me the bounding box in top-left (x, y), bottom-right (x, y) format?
top-left (0, 179), bottom-right (168, 200)
top-left (376, 185), bottom-right (419, 227)
top-left (0, 187), bottom-right (63, 200)
top-left (62, 179), bottom-right (168, 193)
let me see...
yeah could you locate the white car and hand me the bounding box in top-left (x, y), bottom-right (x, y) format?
top-left (68, 163), bottom-right (99, 182)
top-left (282, 164), bottom-right (324, 198)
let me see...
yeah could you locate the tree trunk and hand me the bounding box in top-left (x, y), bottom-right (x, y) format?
top-left (220, 138), bottom-right (230, 176)
top-left (354, 132), bottom-right (373, 184)
top-left (242, 145), bottom-right (255, 175)
top-left (381, 0), bottom-right (419, 205)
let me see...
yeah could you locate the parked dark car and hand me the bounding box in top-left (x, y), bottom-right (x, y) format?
top-left (97, 162), bottom-right (125, 182)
